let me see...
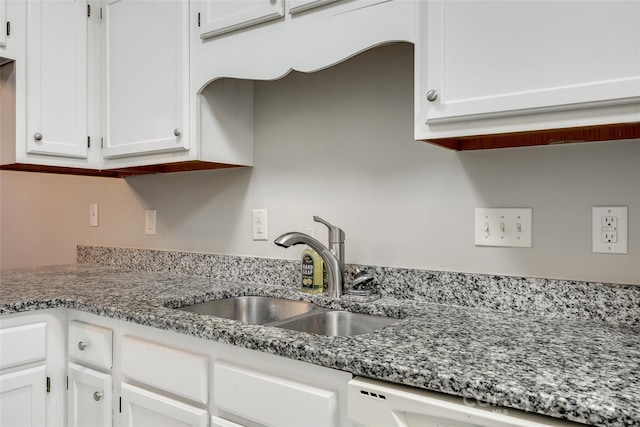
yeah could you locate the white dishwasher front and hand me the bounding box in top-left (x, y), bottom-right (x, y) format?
top-left (348, 377), bottom-right (583, 427)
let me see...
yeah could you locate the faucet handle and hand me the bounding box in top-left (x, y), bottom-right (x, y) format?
top-left (313, 216), bottom-right (345, 244)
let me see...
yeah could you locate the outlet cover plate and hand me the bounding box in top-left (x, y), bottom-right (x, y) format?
top-left (475, 208), bottom-right (532, 248)
top-left (252, 209), bottom-right (268, 241)
top-left (592, 206), bottom-right (628, 254)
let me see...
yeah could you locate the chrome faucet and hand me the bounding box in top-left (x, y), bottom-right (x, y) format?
top-left (274, 216), bottom-right (345, 298)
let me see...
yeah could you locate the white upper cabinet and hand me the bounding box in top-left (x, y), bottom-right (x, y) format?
top-left (0, 0), bottom-right (7, 50)
top-left (194, 0), bottom-right (412, 86)
top-left (199, 0), bottom-right (285, 39)
top-left (102, 0), bottom-right (189, 160)
top-left (26, 0), bottom-right (89, 159)
top-left (415, 0), bottom-right (640, 147)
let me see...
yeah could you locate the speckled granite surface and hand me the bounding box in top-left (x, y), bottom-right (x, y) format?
top-left (78, 245), bottom-right (640, 325)
top-left (1, 264), bottom-right (639, 427)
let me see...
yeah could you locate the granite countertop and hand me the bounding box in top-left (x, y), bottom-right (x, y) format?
top-left (1, 265), bottom-right (639, 427)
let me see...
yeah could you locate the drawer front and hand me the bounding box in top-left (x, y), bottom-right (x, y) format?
top-left (121, 335), bottom-right (209, 404)
top-left (214, 361), bottom-right (338, 427)
top-left (68, 320), bottom-right (113, 369)
top-left (0, 322), bottom-right (47, 369)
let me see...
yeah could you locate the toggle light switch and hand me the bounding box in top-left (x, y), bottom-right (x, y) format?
top-left (475, 208), bottom-right (532, 248)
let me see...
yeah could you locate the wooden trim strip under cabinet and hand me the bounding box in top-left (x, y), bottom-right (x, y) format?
top-left (422, 122), bottom-right (640, 151)
top-left (0, 161), bottom-right (246, 178)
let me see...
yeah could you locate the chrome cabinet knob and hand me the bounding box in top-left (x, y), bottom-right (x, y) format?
top-left (173, 128), bottom-right (181, 137)
top-left (426, 90), bottom-right (439, 102)
top-left (34, 133), bottom-right (43, 141)
top-left (77, 341), bottom-right (87, 351)
top-left (93, 391), bottom-right (103, 401)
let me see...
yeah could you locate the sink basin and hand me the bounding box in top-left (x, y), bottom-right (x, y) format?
top-left (275, 311), bottom-right (400, 336)
top-left (176, 296), bottom-right (318, 325)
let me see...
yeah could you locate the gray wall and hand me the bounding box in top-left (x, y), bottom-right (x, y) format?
top-left (1, 44), bottom-right (638, 284)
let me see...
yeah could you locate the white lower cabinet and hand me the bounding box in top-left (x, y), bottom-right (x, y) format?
top-left (0, 319), bottom-right (49, 427)
top-left (1, 310), bottom-right (353, 427)
top-left (0, 310), bottom-right (66, 427)
top-left (214, 361), bottom-right (339, 427)
top-left (211, 415), bottom-right (243, 427)
top-left (67, 319), bottom-right (114, 427)
top-left (0, 365), bottom-right (47, 427)
top-left (121, 383), bottom-right (208, 427)
top-left (67, 363), bottom-right (112, 427)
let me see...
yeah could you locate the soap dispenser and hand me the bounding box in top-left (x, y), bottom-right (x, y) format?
top-left (300, 228), bottom-right (324, 293)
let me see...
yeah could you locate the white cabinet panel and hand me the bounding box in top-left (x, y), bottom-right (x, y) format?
top-left (0, 0), bottom-right (7, 48)
top-left (214, 360), bottom-right (338, 427)
top-left (416, 0), bottom-right (640, 138)
top-left (0, 365), bottom-right (47, 427)
top-left (0, 322), bottom-right (46, 369)
top-left (68, 320), bottom-right (113, 369)
top-left (25, 0), bottom-right (89, 159)
top-left (67, 363), bottom-right (112, 427)
top-left (199, 0), bottom-right (284, 39)
top-left (288, 0), bottom-right (340, 15)
top-left (211, 415), bottom-right (244, 427)
top-left (102, 0), bottom-right (189, 159)
top-left (121, 335), bottom-right (209, 404)
top-left (121, 383), bottom-right (208, 427)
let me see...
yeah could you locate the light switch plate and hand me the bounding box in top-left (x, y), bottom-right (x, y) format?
top-left (592, 206), bottom-right (628, 254)
top-left (145, 210), bottom-right (157, 235)
top-left (89, 203), bottom-right (99, 227)
top-left (475, 208), bottom-right (532, 248)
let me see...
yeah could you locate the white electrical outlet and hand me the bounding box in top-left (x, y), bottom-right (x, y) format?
top-left (89, 203), bottom-right (99, 227)
top-left (252, 209), bottom-right (268, 241)
top-left (592, 206), bottom-right (627, 254)
top-left (145, 210), bottom-right (157, 236)
top-left (475, 208), bottom-right (532, 248)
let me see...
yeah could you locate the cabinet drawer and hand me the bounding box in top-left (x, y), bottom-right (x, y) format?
top-left (0, 322), bottom-right (47, 369)
top-left (68, 320), bottom-right (113, 369)
top-left (121, 335), bottom-right (209, 404)
top-left (214, 361), bottom-right (338, 427)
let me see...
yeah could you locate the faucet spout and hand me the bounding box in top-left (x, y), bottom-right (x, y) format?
top-left (274, 232), bottom-right (344, 298)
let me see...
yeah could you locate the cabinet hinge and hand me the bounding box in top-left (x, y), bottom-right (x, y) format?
top-left (197, 12), bottom-right (200, 27)
top-left (6, 21), bottom-right (9, 37)
top-left (46, 377), bottom-right (51, 393)
top-left (87, 4), bottom-right (91, 18)
top-left (87, 136), bottom-right (91, 148)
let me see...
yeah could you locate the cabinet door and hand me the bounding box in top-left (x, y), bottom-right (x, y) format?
top-left (199, 0), bottom-right (284, 39)
top-left (67, 363), bottom-right (112, 427)
top-left (120, 383), bottom-right (208, 427)
top-left (0, 0), bottom-right (6, 49)
top-left (288, 0), bottom-right (340, 15)
top-left (102, 0), bottom-right (189, 159)
top-left (420, 0), bottom-right (640, 125)
top-left (0, 365), bottom-right (47, 427)
top-left (214, 361), bottom-right (339, 427)
top-left (25, 0), bottom-right (89, 158)
top-left (210, 415), bottom-right (243, 427)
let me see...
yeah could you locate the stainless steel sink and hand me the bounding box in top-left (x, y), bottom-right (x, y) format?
top-left (275, 310), bottom-right (400, 336)
top-left (176, 296), bottom-right (318, 325)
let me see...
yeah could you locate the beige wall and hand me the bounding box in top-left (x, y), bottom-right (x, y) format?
top-left (1, 44), bottom-right (638, 284)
